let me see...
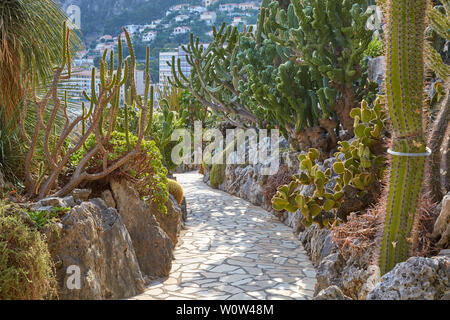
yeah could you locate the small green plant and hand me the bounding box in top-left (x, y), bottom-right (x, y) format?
top-left (364, 36), bottom-right (384, 58)
top-left (25, 206), bottom-right (70, 229)
top-left (151, 98), bottom-right (187, 171)
top-left (0, 202), bottom-right (57, 300)
top-left (167, 179), bottom-right (184, 205)
top-left (210, 163), bottom-right (226, 189)
top-left (272, 97), bottom-right (387, 228)
top-left (27, 210), bottom-right (57, 229)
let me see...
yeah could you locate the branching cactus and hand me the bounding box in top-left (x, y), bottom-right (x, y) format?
top-left (291, 0), bottom-right (374, 134)
top-left (20, 25), bottom-right (153, 199)
top-left (378, 0), bottom-right (429, 275)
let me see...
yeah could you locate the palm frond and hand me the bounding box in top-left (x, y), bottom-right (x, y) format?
top-left (0, 0), bottom-right (81, 126)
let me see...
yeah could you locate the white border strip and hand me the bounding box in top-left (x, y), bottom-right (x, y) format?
top-left (387, 147), bottom-right (432, 157)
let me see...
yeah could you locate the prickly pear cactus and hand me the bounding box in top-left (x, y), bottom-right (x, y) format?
top-left (272, 97), bottom-right (387, 228)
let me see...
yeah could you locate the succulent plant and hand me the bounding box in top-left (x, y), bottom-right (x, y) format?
top-left (272, 96), bottom-right (387, 228)
top-left (378, 0), bottom-right (428, 275)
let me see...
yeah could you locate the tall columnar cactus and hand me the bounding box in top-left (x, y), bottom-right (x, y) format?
top-left (379, 0), bottom-right (429, 275)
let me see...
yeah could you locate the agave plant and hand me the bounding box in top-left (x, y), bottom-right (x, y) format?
top-left (0, 0), bottom-right (80, 127)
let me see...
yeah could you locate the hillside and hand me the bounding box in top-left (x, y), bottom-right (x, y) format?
top-left (58, 0), bottom-right (181, 41)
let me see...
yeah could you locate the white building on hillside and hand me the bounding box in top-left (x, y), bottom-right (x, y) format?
top-left (175, 14), bottom-right (189, 22)
top-left (232, 16), bottom-right (245, 26)
top-left (159, 51), bottom-right (178, 83)
top-left (239, 2), bottom-right (259, 10)
top-left (219, 3), bottom-right (239, 12)
top-left (200, 11), bottom-right (217, 25)
top-left (124, 24), bottom-right (140, 34)
top-left (142, 31), bottom-right (157, 42)
top-left (203, 0), bottom-right (218, 7)
top-left (189, 6), bottom-right (207, 14)
top-left (159, 46), bottom-right (193, 85)
top-left (173, 26), bottom-right (191, 35)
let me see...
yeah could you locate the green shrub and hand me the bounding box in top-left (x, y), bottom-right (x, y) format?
top-left (364, 36), bottom-right (384, 58)
top-left (70, 131), bottom-right (169, 214)
top-left (0, 202), bottom-right (57, 300)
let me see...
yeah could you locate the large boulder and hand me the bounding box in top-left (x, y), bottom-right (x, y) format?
top-left (367, 256), bottom-right (450, 300)
top-left (110, 178), bottom-right (174, 278)
top-left (150, 195), bottom-right (183, 245)
top-left (48, 199), bottom-right (145, 300)
top-left (314, 286), bottom-right (352, 300)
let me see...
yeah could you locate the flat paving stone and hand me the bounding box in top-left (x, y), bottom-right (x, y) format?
top-left (131, 172), bottom-right (316, 300)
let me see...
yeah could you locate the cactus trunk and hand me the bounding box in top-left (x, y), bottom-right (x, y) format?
top-left (379, 0), bottom-right (428, 275)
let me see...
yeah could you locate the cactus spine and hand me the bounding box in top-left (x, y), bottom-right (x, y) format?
top-left (379, 0), bottom-right (429, 275)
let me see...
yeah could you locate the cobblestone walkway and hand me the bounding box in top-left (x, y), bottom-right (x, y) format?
top-left (131, 172), bottom-right (316, 300)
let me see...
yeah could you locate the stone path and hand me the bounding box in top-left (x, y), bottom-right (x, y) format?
top-left (131, 172), bottom-right (316, 300)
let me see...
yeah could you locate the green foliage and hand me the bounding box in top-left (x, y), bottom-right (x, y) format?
top-left (272, 97), bottom-right (387, 228)
top-left (0, 202), bottom-right (57, 300)
top-left (364, 36), bottom-right (384, 58)
top-left (151, 98), bottom-right (188, 171)
top-left (379, 0), bottom-right (428, 275)
top-left (168, 179), bottom-right (184, 205)
top-left (25, 206), bottom-right (70, 229)
top-left (173, 0), bottom-right (376, 152)
top-left (425, 0), bottom-right (450, 82)
top-left (71, 131), bottom-right (169, 214)
top-left (0, 0), bottom-right (80, 119)
top-left (179, 90), bottom-right (211, 128)
top-left (27, 210), bottom-right (57, 229)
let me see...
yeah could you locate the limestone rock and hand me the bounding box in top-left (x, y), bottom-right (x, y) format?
top-left (180, 197), bottom-right (188, 222)
top-left (71, 189), bottom-right (92, 202)
top-left (37, 197), bottom-right (67, 208)
top-left (367, 256), bottom-right (450, 300)
top-left (368, 56), bottom-right (386, 89)
top-left (101, 190), bottom-right (116, 209)
top-left (150, 195), bottom-right (183, 245)
top-left (432, 193), bottom-right (450, 249)
top-left (284, 211), bottom-right (305, 235)
top-left (63, 196), bottom-right (76, 207)
top-left (314, 285), bottom-right (352, 300)
top-left (298, 225), bottom-right (337, 266)
top-left (315, 252), bottom-right (346, 295)
top-left (49, 198), bottom-right (145, 300)
top-left (110, 178), bottom-right (174, 278)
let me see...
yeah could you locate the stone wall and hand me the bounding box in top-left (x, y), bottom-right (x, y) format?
top-left (31, 178), bottom-right (185, 300)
